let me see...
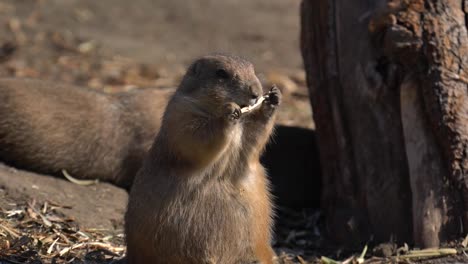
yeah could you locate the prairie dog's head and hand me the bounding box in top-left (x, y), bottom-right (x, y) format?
top-left (177, 54), bottom-right (263, 111)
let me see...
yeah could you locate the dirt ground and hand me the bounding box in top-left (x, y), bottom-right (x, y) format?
top-left (9, 0), bottom-right (304, 71)
top-left (0, 0), bottom-right (467, 263)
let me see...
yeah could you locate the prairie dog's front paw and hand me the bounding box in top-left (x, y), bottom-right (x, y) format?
top-left (265, 85), bottom-right (282, 107)
top-left (224, 102), bottom-right (241, 121)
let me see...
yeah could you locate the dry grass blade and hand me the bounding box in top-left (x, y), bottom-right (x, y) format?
top-left (320, 256), bottom-right (341, 264)
top-left (27, 201), bottom-right (52, 227)
top-left (5, 210), bottom-right (22, 218)
top-left (399, 248), bottom-right (458, 259)
top-left (59, 241), bottom-right (125, 256)
top-left (62, 169), bottom-right (99, 186)
top-left (319, 245), bottom-right (368, 264)
top-left (357, 245), bottom-right (368, 263)
top-left (0, 222), bottom-right (20, 238)
top-left (297, 255), bottom-right (307, 264)
top-left (55, 231), bottom-right (71, 244)
top-left (42, 201), bottom-right (48, 214)
top-left (462, 234), bottom-right (468, 248)
top-left (59, 242), bottom-right (85, 256)
top-left (46, 237), bottom-right (59, 254)
top-left (340, 256), bottom-right (355, 264)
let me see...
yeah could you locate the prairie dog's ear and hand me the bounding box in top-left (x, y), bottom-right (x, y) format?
top-left (188, 60), bottom-right (202, 77)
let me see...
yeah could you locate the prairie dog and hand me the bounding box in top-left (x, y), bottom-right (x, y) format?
top-left (125, 54), bottom-right (281, 263)
top-left (0, 78), bottom-right (171, 188)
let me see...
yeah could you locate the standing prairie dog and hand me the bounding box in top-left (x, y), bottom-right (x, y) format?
top-left (125, 54), bottom-right (281, 263)
top-left (0, 79), bottom-right (172, 188)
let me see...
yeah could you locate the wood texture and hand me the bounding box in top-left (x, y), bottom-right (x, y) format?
top-left (301, 0), bottom-right (467, 247)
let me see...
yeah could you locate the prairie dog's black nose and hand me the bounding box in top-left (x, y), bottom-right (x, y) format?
top-left (249, 86), bottom-right (260, 99)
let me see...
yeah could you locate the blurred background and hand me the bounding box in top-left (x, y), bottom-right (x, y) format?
top-left (0, 0), bottom-right (313, 128)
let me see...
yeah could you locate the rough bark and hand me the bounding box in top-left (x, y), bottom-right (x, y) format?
top-left (301, 0), bottom-right (467, 247)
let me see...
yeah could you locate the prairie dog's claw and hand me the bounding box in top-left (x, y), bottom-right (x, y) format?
top-left (265, 85), bottom-right (281, 106)
top-left (224, 102), bottom-right (241, 121)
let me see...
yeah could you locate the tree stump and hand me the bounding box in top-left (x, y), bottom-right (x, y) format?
top-left (300, 0), bottom-right (467, 247)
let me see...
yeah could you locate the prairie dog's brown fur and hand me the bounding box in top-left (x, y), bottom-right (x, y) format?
top-left (125, 54), bottom-right (281, 264)
top-left (0, 79), bottom-right (171, 188)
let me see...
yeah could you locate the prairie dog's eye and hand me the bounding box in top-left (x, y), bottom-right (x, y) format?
top-left (215, 69), bottom-right (230, 79)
